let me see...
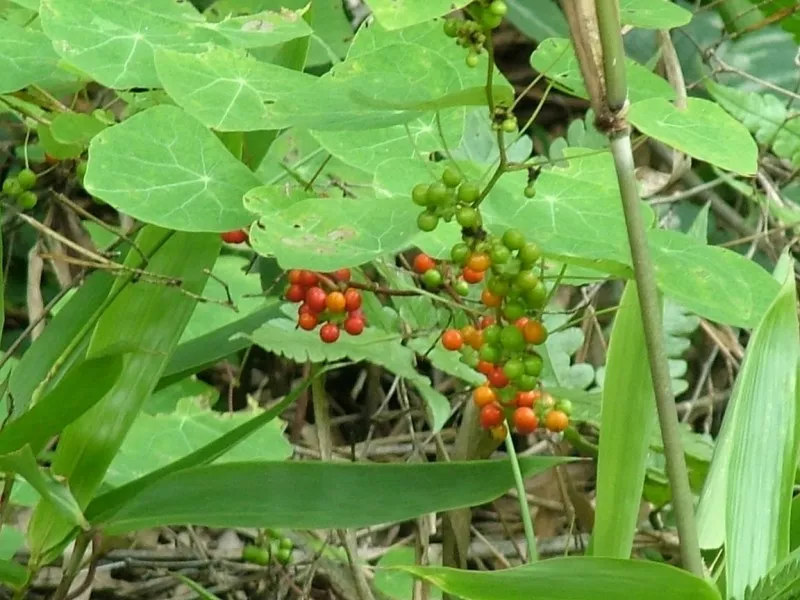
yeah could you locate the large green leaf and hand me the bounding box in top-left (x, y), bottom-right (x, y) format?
top-left (0, 19), bottom-right (59, 93)
top-left (591, 282), bottom-right (657, 558)
top-left (245, 186), bottom-right (418, 271)
top-left (0, 558), bottom-right (27, 590)
top-left (104, 397), bottom-right (292, 487)
top-left (84, 105), bottom-right (260, 232)
top-left (362, 0), bottom-right (471, 30)
top-left (201, 7), bottom-right (311, 49)
top-left (505, 0), bottom-right (568, 42)
top-left (401, 557), bottom-right (721, 600)
top-left (530, 37), bottom-right (675, 104)
top-left (155, 45), bottom-right (317, 132)
top-left (618, 0), bottom-right (692, 29)
top-left (97, 457), bottom-right (567, 534)
top-left (628, 97), bottom-right (759, 176)
top-left (725, 254), bottom-right (799, 599)
top-left (706, 81), bottom-right (800, 167)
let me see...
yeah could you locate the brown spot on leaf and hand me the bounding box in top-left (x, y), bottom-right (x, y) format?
top-left (241, 19), bottom-right (274, 33)
top-left (327, 227), bottom-right (357, 242)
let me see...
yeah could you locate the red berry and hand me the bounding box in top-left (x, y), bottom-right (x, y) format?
top-left (413, 253), bottom-right (436, 274)
top-left (305, 287), bottom-right (327, 313)
top-left (320, 323), bottom-right (340, 343)
top-left (515, 317), bottom-right (529, 331)
top-left (462, 267), bottom-right (484, 284)
top-left (326, 291), bottom-right (346, 313)
top-left (513, 407), bottom-right (538, 434)
top-left (298, 312), bottom-right (317, 331)
top-left (344, 316), bottom-right (365, 335)
top-left (332, 268), bottom-right (351, 282)
top-left (221, 229), bottom-right (248, 244)
top-left (285, 284), bottom-right (305, 303)
top-left (515, 390), bottom-right (540, 408)
top-left (344, 288), bottom-right (362, 312)
top-left (441, 329), bottom-right (464, 351)
top-left (476, 360), bottom-right (494, 375)
top-left (479, 316), bottom-right (495, 330)
top-left (480, 403), bottom-right (504, 429)
top-left (288, 270), bottom-right (303, 285)
top-left (487, 367), bottom-right (510, 389)
top-left (299, 270), bottom-right (319, 287)
top-left (298, 303), bottom-right (313, 315)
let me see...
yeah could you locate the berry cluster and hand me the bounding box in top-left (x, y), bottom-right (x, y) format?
top-left (242, 532), bottom-right (294, 566)
top-left (442, 1), bottom-right (508, 67)
top-left (411, 167), bottom-right (482, 235)
top-left (2, 168), bottom-right (39, 209)
top-left (284, 269), bottom-right (366, 343)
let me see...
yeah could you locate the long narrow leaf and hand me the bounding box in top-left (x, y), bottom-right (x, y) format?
top-left (725, 253), bottom-right (799, 599)
top-left (591, 281), bottom-right (657, 557)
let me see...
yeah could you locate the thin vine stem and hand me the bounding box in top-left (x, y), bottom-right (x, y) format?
top-left (503, 429), bottom-right (538, 562)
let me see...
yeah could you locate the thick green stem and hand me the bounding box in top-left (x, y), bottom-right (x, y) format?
top-left (503, 430), bottom-right (537, 562)
top-left (592, 0), bottom-right (705, 577)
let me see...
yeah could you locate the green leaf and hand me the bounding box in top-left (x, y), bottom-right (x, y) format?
top-left (618, 0), bottom-right (692, 29)
top-left (724, 254), bottom-right (799, 599)
top-left (362, 0), bottom-right (471, 29)
top-left (49, 112), bottom-right (109, 148)
top-left (246, 187), bottom-right (418, 271)
top-left (505, 0), bottom-right (568, 42)
top-left (248, 317), bottom-right (450, 431)
top-left (0, 558), bottom-right (27, 590)
top-left (104, 397), bottom-right (292, 487)
top-left (84, 105), bottom-right (260, 232)
top-left (36, 122), bottom-right (83, 160)
top-left (0, 446), bottom-right (87, 531)
top-left (0, 19), bottom-right (59, 93)
top-left (540, 313), bottom-right (595, 390)
top-left (451, 109), bottom-right (533, 165)
top-left (97, 456), bottom-right (568, 534)
top-left (706, 81), bottom-right (800, 167)
top-left (155, 45), bottom-right (316, 132)
top-left (202, 7), bottom-right (311, 49)
top-left (743, 0), bottom-right (800, 44)
top-left (144, 377), bottom-right (219, 415)
top-left (0, 527), bottom-right (24, 560)
top-left (591, 282), bottom-right (657, 558)
top-left (401, 556), bottom-right (721, 600)
top-left (647, 229), bottom-right (779, 328)
top-left (40, 0), bottom-right (211, 89)
top-left (628, 97), bottom-right (759, 176)
top-left (530, 38), bottom-right (674, 104)
top-left (375, 547), bottom-right (442, 600)
top-left (0, 355), bottom-right (123, 456)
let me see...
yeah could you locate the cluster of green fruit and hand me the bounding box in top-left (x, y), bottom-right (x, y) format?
top-left (1, 168), bottom-right (39, 209)
top-left (442, 1), bottom-right (508, 67)
top-left (411, 167), bottom-right (482, 234)
top-left (242, 533), bottom-right (294, 566)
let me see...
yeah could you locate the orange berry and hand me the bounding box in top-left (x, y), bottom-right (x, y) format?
top-left (523, 320), bottom-right (548, 345)
top-left (466, 252), bottom-right (491, 272)
top-left (462, 267), bottom-right (484, 284)
top-left (461, 325), bottom-right (479, 349)
top-left (545, 409), bottom-right (569, 433)
top-left (298, 312), bottom-right (318, 331)
top-left (473, 385), bottom-right (497, 407)
top-left (326, 291), bottom-right (347, 313)
top-left (515, 390), bottom-right (540, 408)
top-left (481, 288), bottom-right (502, 308)
top-left (490, 423), bottom-right (508, 441)
top-left (476, 360), bottom-right (494, 375)
top-left (441, 328), bottom-right (464, 351)
top-left (480, 403), bottom-right (504, 429)
top-left (288, 269), bottom-right (303, 285)
top-left (413, 253), bottom-right (436, 274)
top-left (513, 407), bottom-right (538, 434)
top-left (514, 316), bottom-right (529, 330)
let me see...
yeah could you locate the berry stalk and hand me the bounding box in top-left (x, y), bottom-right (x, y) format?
top-left (503, 428), bottom-right (538, 562)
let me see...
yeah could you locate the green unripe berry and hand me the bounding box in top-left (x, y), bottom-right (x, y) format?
top-left (426, 181), bottom-right (450, 206)
top-left (502, 228), bottom-right (525, 250)
top-left (276, 548), bottom-right (292, 565)
top-left (487, 276), bottom-right (509, 297)
top-left (421, 268), bottom-right (443, 288)
top-left (460, 346), bottom-right (479, 368)
top-left (442, 166), bottom-right (462, 188)
top-left (503, 358), bottom-right (524, 380)
top-left (499, 325), bottom-right (524, 351)
top-left (17, 168), bottom-right (37, 190)
top-left (519, 242), bottom-right (542, 266)
top-left (451, 243), bottom-right (470, 265)
top-left (482, 13), bottom-right (503, 29)
top-left (479, 343), bottom-right (501, 363)
top-left (503, 301), bottom-right (525, 322)
top-left (412, 183), bottom-right (430, 206)
top-left (517, 374), bottom-right (537, 391)
top-left (515, 270), bottom-right (540, 291)
top-left (483, 324), bottom-right (501, 345)
top-left (279, 537), bottom-right (294, 550)
top-left (555, 398), bottom-right (573, 417)
top-left (76, 160), bottom-right (88, 179)
top-left (456, 206), bottom-right (479, 228)
top-left (454, 279), bottom-right (470, 296)
top-left (457, 181), bottom-right (481, 204)
top-left (501, 118), bottom-right (517, 133)
top-left (417, 211), bottom-right (439, 232)
top-left (524, 354), bottom-right (543, 376)
top-left (242, 545), bottom-right (270, 566)
top-left (489, 0), bottom-right (508, 16)
top-left (489, 245), bottom-right (511, 265)
top-left (465, 52), bottom-right (479, 68)
top-left (524, 184), bottom-right (536, 198)
top-left (2, 177), bottom-right (22, 197)
top-left (443, 19), bottom-right (460, 37)
top-left (17, 190), bottom-right (37, 209)
top-left (524, 281), bottom-right (548, 308)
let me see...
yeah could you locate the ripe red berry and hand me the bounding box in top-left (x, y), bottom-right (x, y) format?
top-left (480, 403), bottom-right (504, 429)
top-left (305, 287), bottom-right (327, 313)
top-left (221, 229), bottom-right (248, 244)
top-left (462, 267), bottom-right (484, 284)
top-left (332, 268), bottom-right (351, 282)
top-left (344, 316), bottom-right (365, 336)
top-left (479, 316), bottom-right (495, 329)
top-left (476, 360), bottom-right (494, 375)
top-left (513, 407), bottom-right (538, 434)
top-left (298, 303), bottom-right (313, 315)
top-left (487, 366), bottom-right (510, 389)
top-left (344, 288), bottom-right (362, 312)
top-left (299, 270), bottom-right (319, 287)
top-left (441, 329), bottom-right (464, 351)
top-left (288, 269), bottom-right (303, 285)
top-left (413, 253), bottom-right (436, 274)
top-left (298, 312), bottom-right (318, 331)
top-left (285, 284), bottom-right (305, 303)
top-left (326, 291), bottom-right (347, 313)
top-left (320, 323), bottom-right (340, 343)
top-left (515, 390), bottom-right (540, 408)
